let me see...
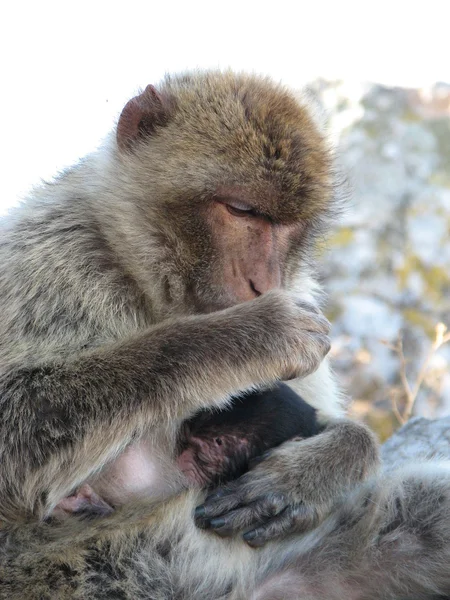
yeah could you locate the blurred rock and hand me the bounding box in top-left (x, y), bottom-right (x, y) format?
top-left (382, 416), bottom-right (450, 468)
top-left (307, 80), bottom-right (450, 425)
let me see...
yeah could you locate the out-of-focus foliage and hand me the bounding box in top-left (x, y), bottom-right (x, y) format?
top-left (311, 81), bottom-right (450, 439)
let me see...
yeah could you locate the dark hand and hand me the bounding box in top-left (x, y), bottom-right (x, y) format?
top-left (195, 421), bottom-right (379, 547)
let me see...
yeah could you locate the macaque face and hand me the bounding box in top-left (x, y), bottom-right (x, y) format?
top-left (205, 190), bottom-right (305, 307)
top-left (177, 428), bottom-right (250, 487)
top-left (157, 194), bottom-right (304, 315)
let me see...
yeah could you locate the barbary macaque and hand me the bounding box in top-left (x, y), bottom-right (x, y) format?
top-left (0, 70), bottom-right (372, 528)
top-left (1, 71), bottom-right (449, 599)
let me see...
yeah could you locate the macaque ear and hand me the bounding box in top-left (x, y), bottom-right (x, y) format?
top-left (117, 85), bottom-right (173, 151)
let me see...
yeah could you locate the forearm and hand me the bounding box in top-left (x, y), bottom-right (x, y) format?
top-left (309, 419), bottom-right (380, 494)
top-left (0, 308), bottom-right (278, 520)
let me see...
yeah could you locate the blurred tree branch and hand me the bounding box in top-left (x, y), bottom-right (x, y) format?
top-left (387, 323), bottom-right (450, 425)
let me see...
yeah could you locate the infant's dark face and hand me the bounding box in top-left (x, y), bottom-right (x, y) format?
top-left (176, 384), bottom-right (321, 488)
top-left (177, 424), bottom-right (253, 487)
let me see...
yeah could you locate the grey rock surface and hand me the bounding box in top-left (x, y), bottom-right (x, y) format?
top-left (382, 416), bottom-right (450, 468)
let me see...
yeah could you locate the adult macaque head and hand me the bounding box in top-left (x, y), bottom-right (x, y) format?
top-left (111, 73), bottom-right (334, 315)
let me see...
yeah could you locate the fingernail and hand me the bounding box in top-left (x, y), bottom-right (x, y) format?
top-left (210, 518), bottom-right (226, 529)
top-left (243, 530), bottom-right (256, 541)
top-left (245, 537), bottom-right (265, 548)
top-left (195, 506), bottom-right (206, 517)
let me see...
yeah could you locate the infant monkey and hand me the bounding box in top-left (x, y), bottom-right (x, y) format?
top-left (178, 383), bottom-right (322, 487)
top-left (56, 384), bottom-right (321, 517)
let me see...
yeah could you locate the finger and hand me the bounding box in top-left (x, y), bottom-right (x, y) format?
top-left (302, 315), bottom-right (331, 335)
top-left (243, 504), bottom-right (316, 547)
top-left (209, 493), bottom-right (288, 536)
top-left (208, 507), bottom-right (260, 537)
top-left (194, 490), bottom-right (243, 526)
top-left (291, 299), bottom-right (320, 314)
top-left (204, 486), bottom-right (233, 503)
top-left (281, 334), bottom-right (331, 380)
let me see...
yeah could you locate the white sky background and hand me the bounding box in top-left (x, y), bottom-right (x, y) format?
top-left (1, 0), bottom-right (449, 213)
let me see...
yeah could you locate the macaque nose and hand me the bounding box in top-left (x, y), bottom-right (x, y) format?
top-left (248, 268), bottom-right (281, 297)
top-left (249, 280), bottom-right (262, 297)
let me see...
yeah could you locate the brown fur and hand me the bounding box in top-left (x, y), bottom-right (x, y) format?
top-left (0, 71), bottom-right (447, 599)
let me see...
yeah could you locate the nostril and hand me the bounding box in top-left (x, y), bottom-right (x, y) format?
top-left (249, 280), bottom-right (261, 297)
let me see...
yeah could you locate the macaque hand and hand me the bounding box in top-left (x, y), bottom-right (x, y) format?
top-left (195, 422), bottom-right (379, 547)
top-left (239, 290), bottom-right (331, 383)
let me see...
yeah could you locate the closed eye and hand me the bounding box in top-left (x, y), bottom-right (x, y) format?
top-left (215, 196), bottom-right (271, 220)
top-left (221, 198), bottom-right (259, 218)
top-left (226, 204), bottom-right (258, 217)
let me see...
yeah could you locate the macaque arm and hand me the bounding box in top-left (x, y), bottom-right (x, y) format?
top-left (197, 416), bottom-right (379, 545)
top-left (196, 355), bottom-right (378, 543)
top-left (0, 292), bottom-right (328, 521)
top-left (0, 311), bottom-right (257, 520)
